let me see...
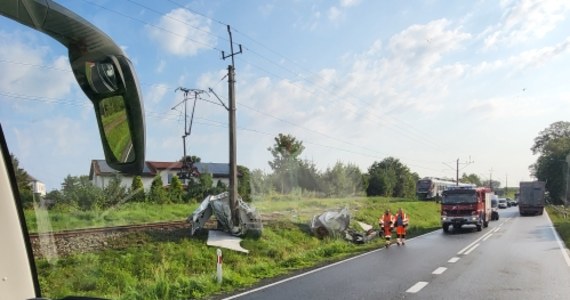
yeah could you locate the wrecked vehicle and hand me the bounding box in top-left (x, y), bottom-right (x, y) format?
top-left (310, 208), bottom-right (377, 244)
top-left (189, 192), bottom-right (263, 237)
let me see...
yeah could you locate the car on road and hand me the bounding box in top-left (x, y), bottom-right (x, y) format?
top-left (507, 198), bottom-right (517, 207)
top-left (498, 198), bottom-right (508, 209)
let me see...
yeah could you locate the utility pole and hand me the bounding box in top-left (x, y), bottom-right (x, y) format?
top-left (489, 169), bottom-right (493, 190)
top-left (443, 157), bottom-right (473, 185)
top-left (221, 25), bottom-right (242, 229)
top-left (172, 88), bottom-right (206, 184)
top-left (456, 159), bottom-right (459, 186)
top-left (505, 174), bottom-right (508, 197)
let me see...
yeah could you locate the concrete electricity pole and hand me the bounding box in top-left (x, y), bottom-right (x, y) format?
top-left (221, 25), bottom-right (242, 228)
top-left (443, 157), bottom-right (473, 185)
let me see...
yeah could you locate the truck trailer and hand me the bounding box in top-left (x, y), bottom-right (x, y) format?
top-left (518, 181), bottom-right (545, 216)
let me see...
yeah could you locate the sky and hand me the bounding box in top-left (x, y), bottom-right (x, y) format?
top-left (1, 0), bottom-right (570, 191)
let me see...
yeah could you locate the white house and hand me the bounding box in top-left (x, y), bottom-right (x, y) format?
top-left (89, 159), bottom-right (233, 191)
top-left (28, 175), bottom-right (46, 196)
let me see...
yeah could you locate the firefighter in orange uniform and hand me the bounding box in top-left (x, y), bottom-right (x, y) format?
top-left (379, 209), bottom-right (394, 247)
top-left (394, 208), bottom-right (409, 245)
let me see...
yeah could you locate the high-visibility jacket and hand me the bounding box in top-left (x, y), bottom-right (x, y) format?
top-left (394, 212), bottom-right (409, 227)
top-left (379, 213), bottom-right (394, 228)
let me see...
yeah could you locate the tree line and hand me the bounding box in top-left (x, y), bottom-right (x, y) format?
top-left (13, 154), bottom-right (251, 211)
top-left (20, 121), bottom-right (562, 211)
top-left (530, 121), bottom-right (570, 205)
top-left (250, 133), bottom-right (420, 198)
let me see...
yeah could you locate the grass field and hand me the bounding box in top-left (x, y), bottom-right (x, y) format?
top-left (32, 196), bottom-right (441, 299)
top-left (25, 202), bottom-right (198, 233)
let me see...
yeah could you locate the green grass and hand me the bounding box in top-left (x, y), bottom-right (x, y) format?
top-left (33, 196), bottom-right (441, 299)
top-left (547, 205), bottom-right (570, 249)
top-left (25, 202), bottom-right (199, 233)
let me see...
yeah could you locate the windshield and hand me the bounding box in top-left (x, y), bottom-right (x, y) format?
top-left (417, 180), bottom-right (431, 191)
top-left (2, 1), bottom-right (570, 300)
top-left (442, 193), bottom-right (477, 204)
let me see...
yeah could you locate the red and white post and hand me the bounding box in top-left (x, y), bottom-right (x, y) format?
top-left (216, 248), bottom-right (223, 284)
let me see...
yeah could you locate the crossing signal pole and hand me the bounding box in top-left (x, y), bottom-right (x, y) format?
top-left (221, 25), bottom-right (242, 229)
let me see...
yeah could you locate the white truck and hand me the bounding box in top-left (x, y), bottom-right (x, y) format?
top-left (518, 181), bottom-right (546, 216)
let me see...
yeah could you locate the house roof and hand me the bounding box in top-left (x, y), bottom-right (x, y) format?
top-left (147, 161), bottom-right (231, 177)
top-left (90, 160), bottom-right (233, 178)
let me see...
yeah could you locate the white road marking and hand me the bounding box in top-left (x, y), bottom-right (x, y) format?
top-left (457, 231), bottom-right (492, 255)
top-left (464, 243), bottom-right (480, 255)
top-left (483, 233), bottom-right (493, 241)
top-left (546, 210), bottom-right (570, 267)
top-left (457, 219), bottom-right (508, 255)
top-left (221, 229), bottom-right (439, 299)
top-left (448, 257), bottom-right (460, 263)
top-left (432, 267), bottom-right (447, 275)
top-left (406, 281), bottom-right (429, 293)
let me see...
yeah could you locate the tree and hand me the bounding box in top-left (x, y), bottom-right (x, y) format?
top-left (148, 176), bottom-right (167, 204)
top-left (461, 173), bottom-right (482, 186)
top-left (168, 175), bottom-right (184, 203)
top-left (250, 169), bottom-right (274, 195)
top-left (484, 179), bottom-right (501, 190)
top-left (102, 174), bottom-right (127, 208)
top-left (322, 162), bottom-right (364, 197)
top-left (130, 176), bottom-right (145, 202)
top-left (530, 121), bottom-right (570, 204)
top-left (10, 154), bottom-right (33, 207)
top-left (180, 155), bottom-right (201, 163)
top-left (58, 175), bottom-right (104, 210)
top-left (297, 159), bottom-right (322, 193)
top-left (531, 121), bottom-right (570, 156)
top-left (268, 133), bottom-right (305, 193)
top-left (187, 172), bottom-right (216, 201)
top-left (366, 157), bottom-right (416, 198)
top-left (238, 165), bottom-right (252, 202)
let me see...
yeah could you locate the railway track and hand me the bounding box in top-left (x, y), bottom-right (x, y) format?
top-left (27, 213), bottom-right (283, 258)
top-left (28, 220), bottom-right (191, 240)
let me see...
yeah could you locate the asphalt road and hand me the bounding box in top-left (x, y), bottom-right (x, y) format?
top-left (224, 207), bottom-right (570, 300)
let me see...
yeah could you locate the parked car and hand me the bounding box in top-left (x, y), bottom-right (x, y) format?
top-left (498, 198), bottom-right (508, 209)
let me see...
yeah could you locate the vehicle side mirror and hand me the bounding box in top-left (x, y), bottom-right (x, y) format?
top-left (0, 0), bottom-right (145, 174)
top-left (72, 55), bottom-right (145, 174)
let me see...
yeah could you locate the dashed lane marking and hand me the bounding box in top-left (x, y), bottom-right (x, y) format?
top-left (457, 219), bottom-right (508, 255)
top-left (221, 228), bottom-right (440, 299)
top-left (448, 257), bottom-right (460, 263)
top-left (464, 243), bottom-right (480, 255)
top-left (406, 281), bottom-right (429, 293)
top-left (432, 267), bottom-right (447, 275)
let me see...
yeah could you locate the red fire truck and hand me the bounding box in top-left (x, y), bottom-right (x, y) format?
top-left (441, 187), bottom-right (492, 232)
